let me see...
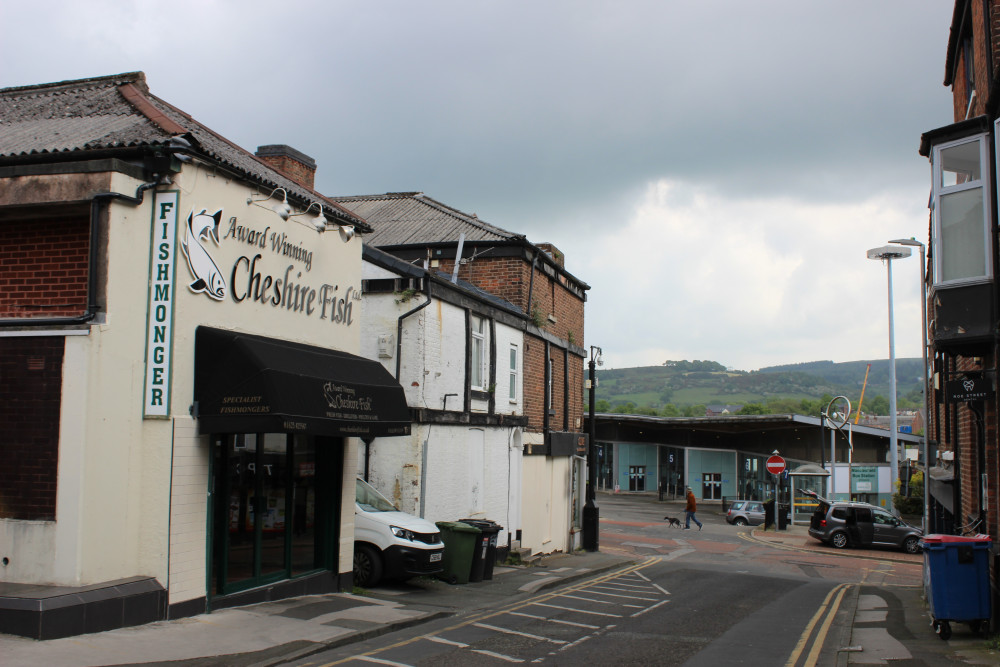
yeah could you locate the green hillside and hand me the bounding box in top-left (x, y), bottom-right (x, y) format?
top-left (594, 359), bottom-right (924, 416)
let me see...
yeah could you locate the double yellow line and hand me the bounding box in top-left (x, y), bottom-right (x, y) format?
top-left (785, 582), bottom-right (853, 667)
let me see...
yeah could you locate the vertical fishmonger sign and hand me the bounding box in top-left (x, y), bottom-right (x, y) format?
top-left (144, 191), bottom-right (179, 417)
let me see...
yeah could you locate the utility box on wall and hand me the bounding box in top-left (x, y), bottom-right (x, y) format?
top-left (378, 333), bottom-right (395, 358)
top-left (549, 431), bottom-right (587, 457)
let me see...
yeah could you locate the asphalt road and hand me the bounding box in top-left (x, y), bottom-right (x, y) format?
top-left (278, 494), bottom-right (921, 666)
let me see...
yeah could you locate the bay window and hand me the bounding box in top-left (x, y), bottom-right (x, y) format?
top-left (931, 133), bottom-right (991, 285)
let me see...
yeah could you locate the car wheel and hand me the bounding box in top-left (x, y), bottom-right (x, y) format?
top-left (830, 531), bottom-right (849, 549)
top-left (353, 544), bottom-right (383, 588)
top-left (734, 517), bottom-right (748, 526)
top-left (903, 536), bottom-right (920, 554)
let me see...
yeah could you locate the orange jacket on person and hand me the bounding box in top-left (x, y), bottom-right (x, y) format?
top-left (685, 491), bottom-right (697, 512)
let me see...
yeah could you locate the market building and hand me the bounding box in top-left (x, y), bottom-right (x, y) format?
top-left (589, 413), bottom-right (922, 520)
top-left (0, 72), bottom-right (409, 639)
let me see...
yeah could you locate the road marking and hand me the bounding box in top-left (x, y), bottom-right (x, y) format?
top-left (507, 611), bottom-right (600, 629)
top-left (557, 593), bottom-right (644, 608)
top-left (355, 657), bottom-right (413, 666)
top-left (784, 583), bottom-right (851, 667)
top-left (473, 622), bottom-right (568, 644)
top-left (530, 601), bottom-right (623, 617)
top-left (315, 558), bottom-right (660, 666)
top-left (631, 599), bottom-right (670, 617)
top-left (471, 649), bottom-right (524, 663)
top-left (424, 635), bottom-right (468, 647)
top-left (575, 588), bottom-right (659, 601)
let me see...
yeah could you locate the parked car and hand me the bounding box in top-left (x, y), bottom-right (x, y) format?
top-left (726, 500), bottom-right (766, 526)
top-left (803, 490), bottom-right (922, 554)
top-left (354, 478), bottom-right (444, 587)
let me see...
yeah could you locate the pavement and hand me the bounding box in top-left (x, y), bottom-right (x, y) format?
top-left (2, 514), bottom-right (998, 666)
top-left (0, 550), bottom-right (631, 667)
top-left (744, 522), bottom-right (998, 666)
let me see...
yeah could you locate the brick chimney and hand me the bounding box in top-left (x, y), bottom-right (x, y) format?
top-left (255, 144), bottom-right (317, 190)
top-left (537, 243), bottom-right (565, 268)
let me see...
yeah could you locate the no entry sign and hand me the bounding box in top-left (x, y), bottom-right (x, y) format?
top-left (766, 455), bottom-right (786, 475)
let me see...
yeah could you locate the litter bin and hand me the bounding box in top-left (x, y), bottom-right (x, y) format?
top-left (777, 503), bottom-right (790, 531)
top-left (435, 521), bottom-right (481, 585)
top-left (921, 534), bottom-right (992, 640)
top-left (462, 519), bottom-right (504, 581)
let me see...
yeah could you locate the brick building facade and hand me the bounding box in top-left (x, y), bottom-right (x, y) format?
top-left (919, 0), bottom-right (1000, 624)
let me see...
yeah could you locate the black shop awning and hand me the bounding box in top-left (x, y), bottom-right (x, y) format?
top-left (194, 326), bottom-right (411, 438)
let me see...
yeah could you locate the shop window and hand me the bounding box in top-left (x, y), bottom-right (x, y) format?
top-left (930, 133), bottom-right (991, 285)
top-left (0, 337), bottom-right (63, 520)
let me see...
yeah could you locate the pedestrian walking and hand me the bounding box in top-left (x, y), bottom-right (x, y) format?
top-left (684, 486), bottom-right (703, 530)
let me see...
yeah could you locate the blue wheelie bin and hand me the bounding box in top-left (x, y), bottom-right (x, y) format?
top-left (920, 534), bottom-right (992, 640)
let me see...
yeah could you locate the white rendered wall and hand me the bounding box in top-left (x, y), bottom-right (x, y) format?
top-left (520, 434), bottom-right (573, 555)
top-left (360, 424), bottom-right (522, 547)
top-left (167, 417), bottom-right (209, 604)
top-left (6, 165), bottom-right (363, 589)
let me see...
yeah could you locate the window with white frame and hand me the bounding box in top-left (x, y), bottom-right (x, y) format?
top-left (470, 314), bottom-right (486, 390)
top-left (931, 132), bottom-right (991, 285)
top-left (508, 344), bottom-right (518, 402)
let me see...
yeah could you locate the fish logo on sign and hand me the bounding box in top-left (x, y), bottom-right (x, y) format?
top-left (181, 209), bottom-right (226, 300)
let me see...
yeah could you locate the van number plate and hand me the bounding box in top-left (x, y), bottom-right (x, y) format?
top-left (430, 552), bottom-right (442, 562)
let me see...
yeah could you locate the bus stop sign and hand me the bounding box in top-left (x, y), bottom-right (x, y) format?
top-left (766, 455), bottom-right (786, 475)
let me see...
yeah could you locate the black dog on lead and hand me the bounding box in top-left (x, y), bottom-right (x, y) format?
top-left (663, 515), bottom-right (682, 528)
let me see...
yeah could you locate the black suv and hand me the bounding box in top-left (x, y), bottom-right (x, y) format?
top-left (803, 490), bottom-right (922, 554)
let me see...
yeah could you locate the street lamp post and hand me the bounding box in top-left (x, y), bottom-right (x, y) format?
top-left (867, 245), bottom-right (913, 509)
top-left (583, 345), bottom-right (602, 552)
top-left (890, 238), bottom-right (930, 532)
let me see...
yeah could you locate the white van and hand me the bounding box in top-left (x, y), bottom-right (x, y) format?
top-left (353, 478), bottom-right (444, 587)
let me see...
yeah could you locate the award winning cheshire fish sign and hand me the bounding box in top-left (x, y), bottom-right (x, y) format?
top-left (143, 198), bottom-right (360, 418)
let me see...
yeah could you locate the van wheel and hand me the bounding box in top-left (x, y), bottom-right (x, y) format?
top-left (903, 536), bottom-right (920, 554)
top-left (354, 545), bottom-right (383, 588)
top-left (830, 531), bottom-right (849, 549)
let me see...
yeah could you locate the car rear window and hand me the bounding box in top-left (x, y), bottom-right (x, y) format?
top-left (730, 501), bottom-right (746, 510)
top-left (832, 507), bottom-right (848, 520)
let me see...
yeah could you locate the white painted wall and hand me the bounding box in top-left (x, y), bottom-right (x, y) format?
top-left (3, 164), bottom-right (363, 598)
top-left (358, 264), bottom-right (527, 549)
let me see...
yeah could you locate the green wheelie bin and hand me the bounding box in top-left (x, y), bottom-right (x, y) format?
top-left (435, 521), bottom-right (481, 584)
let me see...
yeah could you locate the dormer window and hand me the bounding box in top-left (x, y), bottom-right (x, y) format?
top-left (930, 133), bottom-right (991, 285)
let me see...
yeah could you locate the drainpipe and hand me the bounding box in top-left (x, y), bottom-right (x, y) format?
top-left (0, 179), bottom-right (160, 327)
top-left (526, 249), bottom-right (539, 319)
top-left (395, 278), bottom-right (432, 380)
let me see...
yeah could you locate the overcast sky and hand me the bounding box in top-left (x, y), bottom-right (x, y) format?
top-left (2, 1), bottom-right (955, 371)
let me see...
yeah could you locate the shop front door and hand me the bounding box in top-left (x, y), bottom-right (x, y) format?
top-left (212, 433), bottom-right (337, 596)
top-left (702, 473), bottom-right (722, 500)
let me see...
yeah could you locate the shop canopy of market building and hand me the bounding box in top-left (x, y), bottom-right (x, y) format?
top-left (589, 412), bottom-right (922, 463)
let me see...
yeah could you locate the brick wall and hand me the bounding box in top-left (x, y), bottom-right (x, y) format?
top-left (0, 336), bottom-right (63, 520)
top-left (0, 216), bottom-right (89, 318)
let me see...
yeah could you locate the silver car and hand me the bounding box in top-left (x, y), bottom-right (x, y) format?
top-left (804, 490), bottom-right (922, 554)
top-left (725, 500), bottom-right (766, 526)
